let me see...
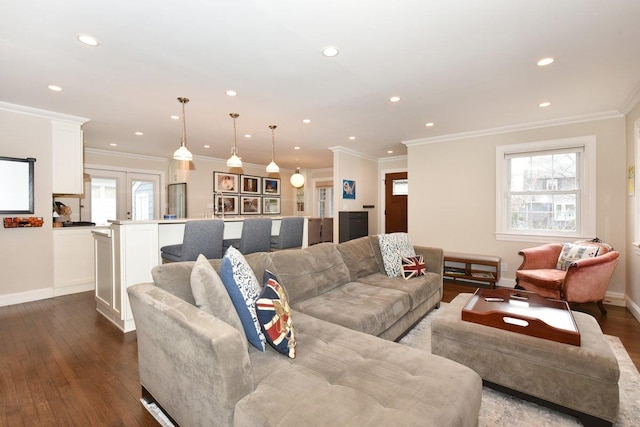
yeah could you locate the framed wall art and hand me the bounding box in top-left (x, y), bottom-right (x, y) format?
top-left (214, 172), bottom-right (239, 193)
top-left (241, 175), bottom-right (261, 195)
top-left (262, 177), bottom-right (281, 196)
top-left (214, 194), bottom-right (239, 215)
top-left (262, 197), bottom-right (281, 215)
top-left (342, 179), bottom-right (356, 199)
top-left (240, 196), bottom-right (261, 214)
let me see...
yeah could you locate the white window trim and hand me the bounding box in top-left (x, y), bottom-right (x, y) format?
top-left (635, 120), bottom-right (640, 255)
top-left (495, 136), bottom-right (596, 243)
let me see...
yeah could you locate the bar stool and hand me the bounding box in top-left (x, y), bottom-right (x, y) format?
top-left (230, 218), bottom-right (272, 255)
top-left (271, 217), bottom-right (304, 250)
top-left (160, 220), bottom-right (224, 262)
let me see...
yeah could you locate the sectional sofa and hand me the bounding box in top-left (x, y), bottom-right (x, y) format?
top-left (127, 235), bottom-right (482, 426)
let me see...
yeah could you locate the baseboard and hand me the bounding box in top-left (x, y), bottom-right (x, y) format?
top-left (0, 287), bottom-right (54, 307)
top-left (53, 282), bottom-right (94, 297)
top-left (603, 291), bottom-right (626, 307)
top-left (626, 296), bottom-right (640, 323)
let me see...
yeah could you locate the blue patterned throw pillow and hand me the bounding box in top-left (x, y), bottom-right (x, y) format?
top-left (556, 243), bottom-right (599, 271)
top-left (401, 255), bottom-right (426, 280)
top-left (256, 270), bottom-right (296, 358)
top-left (220, 246), bottom-right (266, 351)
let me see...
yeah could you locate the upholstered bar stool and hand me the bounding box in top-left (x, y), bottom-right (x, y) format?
top-left (232, 218), bottom-right (273, 254)
top-left (160, 220), bottom-right (224, 262)
top-left (271, 216), bottom-right (304, 250)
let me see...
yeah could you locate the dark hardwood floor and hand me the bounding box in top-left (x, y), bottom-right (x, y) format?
top-left (1, 284), bottom-right (639, 426)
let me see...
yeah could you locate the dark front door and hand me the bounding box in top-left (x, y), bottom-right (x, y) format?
top-left (385, 172), bottom-right (408, 233)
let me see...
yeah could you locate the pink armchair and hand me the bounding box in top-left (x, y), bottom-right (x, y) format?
top-left (516, 241), bottom-right (619, 315)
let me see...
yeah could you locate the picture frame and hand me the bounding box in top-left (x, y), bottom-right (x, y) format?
top-left (214, 194), bottom-right (239, 215)
top-left (241, 175), bottom-right (261, 195)
top-left (342, 179), bottom-right (356, 199)
top-left (0, 156), bottom-right (35, 214)
top-left (214, 172), bottom-right (239, 193)
top-left (240, 196), bottom-right (261, 215)
top-left (262, 197), bottom-right (281, 215)
top-left (262, 178), bottom-right (281, 195)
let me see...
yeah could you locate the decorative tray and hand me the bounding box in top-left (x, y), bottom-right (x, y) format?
top-left (462, 288), bottom-right (580, 346)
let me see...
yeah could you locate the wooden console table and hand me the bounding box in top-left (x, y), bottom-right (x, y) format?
top-left (443, 251), bottom-right (501, 289)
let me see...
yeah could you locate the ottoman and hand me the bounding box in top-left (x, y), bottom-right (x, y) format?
top-left (432, 293), bottom-right (620, 426)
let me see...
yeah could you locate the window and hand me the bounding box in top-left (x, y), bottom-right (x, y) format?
top-left (317, 187), bottom-right (334, 218)
top-left (496, 136), bottom-right (596, 242)
top-left (392, 179), bottom-right (408, 195)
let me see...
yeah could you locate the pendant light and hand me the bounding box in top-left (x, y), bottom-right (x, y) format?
top-left (290, 167), bottom-right (305, 188)
top-left (173, 97), bottom-right (193, 161)
top-left (226, 113), bottom-right (242, 168)
top-left (266, 125), bottom-right (280, 173)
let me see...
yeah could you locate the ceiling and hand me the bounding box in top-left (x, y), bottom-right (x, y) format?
top-left (2, 0), bottom-right (639, 170)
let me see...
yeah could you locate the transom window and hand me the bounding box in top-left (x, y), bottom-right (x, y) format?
top-left (496, 136), bottom-right (596, 242)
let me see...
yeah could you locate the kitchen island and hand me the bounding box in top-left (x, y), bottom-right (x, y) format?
top-left (93, 217), bottom-right (308, 332)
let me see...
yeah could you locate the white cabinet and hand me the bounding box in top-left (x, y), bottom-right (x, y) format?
top-left (94, 223), bottom-right (159, 332)
top-left (53, 228), bottom-right (96, 296)
top-left (52, 120), bottom-right (84, 194)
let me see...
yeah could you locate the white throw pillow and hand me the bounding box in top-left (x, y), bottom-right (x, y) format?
top-left (556, 243), bottom-right (599, 271)
top-left (378, 233), bottom-right (416, 277)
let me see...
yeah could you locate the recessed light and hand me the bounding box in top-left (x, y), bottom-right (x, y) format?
top-left (387, 150), bottom-right (394, 154)
top-left (170, 115), bottom-right (179, 120)
top-left (322, 46), bottom-right (339, 57)
top-left (389, 96), bottom-right (401, 103)
top-left (244, 134), bottom-right (251, 138)
top-left (77, 34), bottom-right (100, 46)
top-left (539, 101), bottom-right (551, 108)
top-left (134, 131), bottom-right (143, 136)
top-left (303, 119), bottom-right (311, 124)
top-left (294, 146), bottom-right (300, 150)
top-left (48, 85), bottom-right (62, 92)
top-left (226, 90), bottom-right (237, 97)
top-left (425, 122), bottom-right (434, 127)
top-left (537, 57), bottom-right (554, 67)
top-left (204, 145), bottom-right (210, 149)
top-left (349, 136), bottom-right (356, 140)
top-left (110, 143), bottom-right (117, 147)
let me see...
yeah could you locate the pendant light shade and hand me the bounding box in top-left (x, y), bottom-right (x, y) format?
top-left (290, 167), bottom-right (305, 188)
top-left (173, 97), bottom-right (193, 161)
top-left (266, 124), bottom-right (280, 173)
top-left (226, 113), bottom-right (242, 168)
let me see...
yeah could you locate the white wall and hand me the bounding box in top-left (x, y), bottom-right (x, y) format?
top-left (0, 110), bottom-right (55, 301)
top-left (407, 116), bottom-right (628, 300)
top-left (625, 100), bottom-right (640, 318)
top-left (332, 147), bottom-right (379, 241)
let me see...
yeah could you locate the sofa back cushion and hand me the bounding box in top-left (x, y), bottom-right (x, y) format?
top-left (269, 243), bottom-right (351, 304)
top-left (337, 236), bottom-right (380, 281)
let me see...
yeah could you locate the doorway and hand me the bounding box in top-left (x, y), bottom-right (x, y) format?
top-left (385, 172), bottom-right (408, 233)
top-left (83, 168), bottom-right (160, 225)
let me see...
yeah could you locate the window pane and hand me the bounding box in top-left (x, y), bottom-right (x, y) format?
top-left (91, 178), bottom-right (116, 226)
top-left (392, 179), bottom-right (408, 195)
top-left (131, 180), bottom-right (154, 221)
top-left (510, 194), bottom-right (576, 231)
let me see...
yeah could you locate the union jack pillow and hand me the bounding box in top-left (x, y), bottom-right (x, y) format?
top-left (256, 270), bottom-right (296, 358)
top-left (401, 255), bottom-right (426, 280)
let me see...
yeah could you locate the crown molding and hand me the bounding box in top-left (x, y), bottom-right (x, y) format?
top-left (0, 101), bottom-right (90, 125)
top-left (328, 146), bottom-right (378, 162)
top-left (403, 110), bottom-right (624, 146)
top-left (619, 81), bottom-right (640, 114)
top-left (85, 148), bottom-right (170, 162)
top-left (378, 155), bottom-right (407, 164)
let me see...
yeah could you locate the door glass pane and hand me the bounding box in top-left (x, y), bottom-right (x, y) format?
top-left (392, 179), bottom-right (408, 195)
top-left (91, 178), bottom-right (117, 226)
top-left (131, 180), bottom-right (154, 220)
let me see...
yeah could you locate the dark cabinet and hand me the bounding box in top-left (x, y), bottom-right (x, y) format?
top-left (339, 211), bottom-right (368, 243)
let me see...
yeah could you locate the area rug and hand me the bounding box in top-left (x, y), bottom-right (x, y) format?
top-left (399, 302), bottom-right (640, 426)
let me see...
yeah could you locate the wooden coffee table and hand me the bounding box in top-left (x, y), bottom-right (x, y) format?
top-left (461, 288), bottom-right (580, 346)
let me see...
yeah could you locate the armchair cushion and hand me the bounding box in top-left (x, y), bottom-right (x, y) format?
top-left (515, 269), bottom-right (566, 298)
top-left (556, 243), bottom-right (600, 270)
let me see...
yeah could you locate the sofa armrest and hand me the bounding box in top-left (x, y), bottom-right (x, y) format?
top-left (128, 283), bottom-right (254, 426)
top-left (414, 245), bottom-right (444, 276)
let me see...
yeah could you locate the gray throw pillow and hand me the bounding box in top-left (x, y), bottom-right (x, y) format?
top-left (190, 254), bottom-right (246, 340)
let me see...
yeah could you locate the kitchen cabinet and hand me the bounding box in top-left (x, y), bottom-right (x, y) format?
top-left (53, 227), bottom-right (97, 296)
top-left (52, 120), bottom-right (84, 194)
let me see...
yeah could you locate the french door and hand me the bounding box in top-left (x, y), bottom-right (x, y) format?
top-left (83, 168), bottom-right (160, 225)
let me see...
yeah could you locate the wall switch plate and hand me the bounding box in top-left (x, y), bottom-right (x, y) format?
top-left (501, 262), bottom-right (508, 272)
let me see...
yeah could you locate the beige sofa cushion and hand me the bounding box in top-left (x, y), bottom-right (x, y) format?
top-left (336, 236), bottom-right (380, 280)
